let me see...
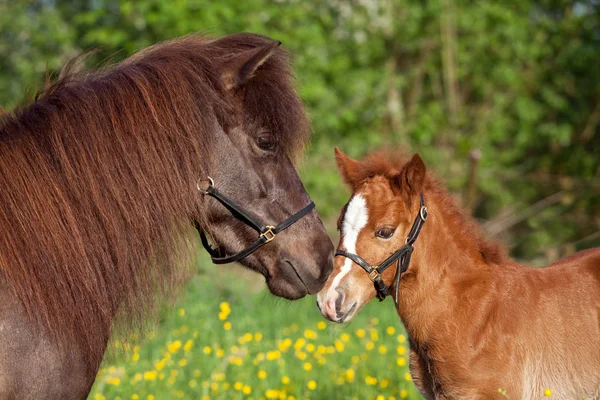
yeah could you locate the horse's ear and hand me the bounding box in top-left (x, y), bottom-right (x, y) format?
top-left (221, 41), bottom-right (281, 91)
top-left (394, 154), bottom-right (426, 202)
top-left (335, 147), bottom-right (362, 187)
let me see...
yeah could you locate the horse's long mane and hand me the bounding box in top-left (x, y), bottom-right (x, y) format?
top-left (348, 150), bottom-right (507, 265)
top-left (0, 33), bottom-right (308, 370)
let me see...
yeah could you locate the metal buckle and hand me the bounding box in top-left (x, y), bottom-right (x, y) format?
top-left (420, 206), bottom-right (428, 221)
top-left (368, 269), bottom-right (380, 283)
top-left (260, 226), bottom-right (276, 243)
top-left (197, 176), bottom-right (215, 194)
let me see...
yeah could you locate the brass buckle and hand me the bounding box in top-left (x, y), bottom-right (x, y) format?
top-left (368, 269), bottom-right (380, 283)
top-left (260, 226), bottom-right (276, 243)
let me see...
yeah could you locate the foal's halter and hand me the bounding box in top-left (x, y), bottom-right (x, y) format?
top-left (197, 177), bottom-right (315, 264)
top-left (335, 195), bottom-right (427, 304)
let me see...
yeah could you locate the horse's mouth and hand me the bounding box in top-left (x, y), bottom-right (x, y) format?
top-left (285, 260), bottom-right (312, 294)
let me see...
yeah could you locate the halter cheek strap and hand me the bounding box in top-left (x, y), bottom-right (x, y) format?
top-left (196, 177), bottom-right (315, 264)
top-left (335, 194), bottom-right (427, 305)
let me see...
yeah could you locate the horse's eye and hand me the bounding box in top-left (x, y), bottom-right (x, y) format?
top-left (375, 227), bottom-right (395, 239)
top-left (257, 136), bottom-right (277, 152)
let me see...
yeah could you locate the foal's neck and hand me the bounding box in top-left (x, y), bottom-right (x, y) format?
top-left (396, 197), bottom-right (495, 340)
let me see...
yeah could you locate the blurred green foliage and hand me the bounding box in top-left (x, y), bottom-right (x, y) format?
top-left (1, 0), bottom-right (598, 262)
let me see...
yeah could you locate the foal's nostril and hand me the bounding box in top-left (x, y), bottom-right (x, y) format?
top-left (334, 291), bottom-right (344, 313)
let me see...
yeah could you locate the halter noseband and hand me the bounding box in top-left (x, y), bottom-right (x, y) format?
top-left (335, 194), bottom-right (427, 305)
top-left (196, 177), bottom-right (315, 264)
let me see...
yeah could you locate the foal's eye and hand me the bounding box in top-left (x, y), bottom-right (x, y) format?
top-left (257, 136), bottom-right (277, 152)
top-left (375, 227), bottom-right (395, 239)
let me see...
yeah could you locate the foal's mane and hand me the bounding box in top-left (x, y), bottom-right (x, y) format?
top-left (349, 151), bottom-right (506, 265)
top-left (0, 33), bottom-right (308, 370)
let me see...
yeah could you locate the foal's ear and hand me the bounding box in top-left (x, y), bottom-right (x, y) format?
top-left (394, 154), bottom-right (426, 203)
top-left (221, 41), bottom-right (281, 91)
top-left (335, 147), bottom-right (362, 187)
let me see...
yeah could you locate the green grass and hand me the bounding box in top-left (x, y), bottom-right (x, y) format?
top-left (89, 255), bottom-right (424, 400)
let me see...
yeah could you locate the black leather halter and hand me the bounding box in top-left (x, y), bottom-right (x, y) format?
top-left (335, 194), bottom-right (428, 304)
top-left (196, 177), bottom-right (315, 264)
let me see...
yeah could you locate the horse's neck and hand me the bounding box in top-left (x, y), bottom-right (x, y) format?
top-left (396, 200), bottom-right (494, 343)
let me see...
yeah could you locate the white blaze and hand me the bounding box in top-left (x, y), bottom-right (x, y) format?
top-left (331, 194), bottom-right (369, 289)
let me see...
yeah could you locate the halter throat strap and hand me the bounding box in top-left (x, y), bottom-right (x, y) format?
top-left (197, 177), bottom-right (315, 264)
top-left (335, 194), bottom-right (428, 304)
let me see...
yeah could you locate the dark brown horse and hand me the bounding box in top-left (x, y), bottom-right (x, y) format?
top-left (0, 33), bottom-right (333, 399)
top-left (317, 148), bottom-right (600, 399)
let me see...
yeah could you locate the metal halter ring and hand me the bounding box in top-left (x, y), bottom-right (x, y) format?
top-left (197, 176), bottom-right (215, 194)
top-left (420, 206), bottom-right (428, 221)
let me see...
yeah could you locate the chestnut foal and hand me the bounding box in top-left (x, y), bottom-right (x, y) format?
top-left (317, 148), bottom-right (600, 400)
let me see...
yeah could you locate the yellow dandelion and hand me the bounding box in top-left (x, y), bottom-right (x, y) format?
top-left (397, 334), bottom-right (406, 343)
top-left (295, 351), bottom-right (307, 360)
top-left (282, 376), bottom-right (290, 385)
top-left (131, 395), bottom-right (140, 400)
top-left (178, 359), bottom-right (187, 367)
top-left (397, 357), bottom-right (406, 367)
top-left (203, 346), bottom-right (212, 354)
top-left (216, 349), bottom-right (224, 358)
top-left (365, 376), bottom-right (377, 385)
top-left (219, 301), bottom-right (230, 311)
top-left (266, 389), bottom-right (281, 399)
top-left (334, 339), bottom-right (345, 352)
top-left (400, 389), bottom-right (408, 398)
top-left (155, 359), bottom-right (167, 371)
top-left (397, 345), bottom-right (406, 355)
top-left (404, 372), bottom-right (412, 381)
top-left (147, 396), bottom-right (155, 400)
top-left (234, 381), bottom-right (243, 391)
top-left (378, 345), bottom-right (387, 354)
top-left (544, 389), bottom-right (552, 396)
top-left (143, 371), bottom-right (157, 381)
top-left (243, 385), bottom-right (252, 395)
top-left (266, 350), bottom-right (281, 360)
top-left (178, 308), bottom-right (185, 316)
top-left (193, 369), bottom-right (201, 377)
top-left (376, 396), bottom-right (385, 400)
top-left (201, 397), bottom-right (210, 400)
top-left (244, 332), bottom-right (253, 342)
top-left (107, 377), bottom-right (120, 386)
top-left (371, 317), bottom-right (380, 325)
top-left (189, 379), bottom-right (197, 388)
top-left (380, 379), bottom-right (389, 388)
top-left (356, 328), bottom-right (366, 338)
top-left (307, 380), bottom-right (317, 390)
top-left (341, 333), bottom-right (351, 342)
top-left (366, 341), bottom-right (375, 351)
top-left (317, 321), bottom-right (327, 330)
top-left (210, 382), bottom-right (218, 391)
top-left (132, 352), bottom-right (140, 361)
top-left (223, 321), bottom-right (232, 330)
top-left (183, 340), bottom-right (193, 352)
top-left (386, 326), bottom-right (395, 335)
top-left (303, 362), bottom-right (312, 371)
top-left (345, 369), bottom-right (355, 382)
top-left (167, 340), bottom-right (182, 353)
top-left (388, 397), bottom-right (396, 400)
top-left (254, 332), bottom-right (263, 341)
top-left (294, 338), bottom-right (306, 351)
top-left (306, 343), bottom-right (315, 353)
top-left (258, 370), bottom-right (267, 379)
top-left (304, 329), bottom-right (317, 340)
top-left (351, 355), bottom-right (360, 364)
